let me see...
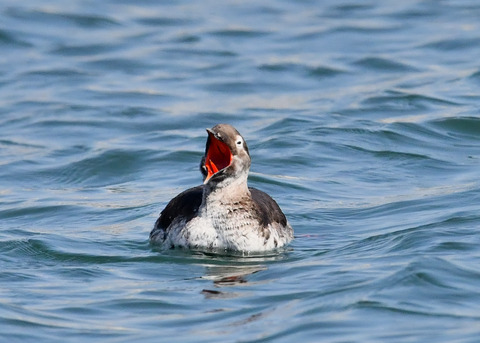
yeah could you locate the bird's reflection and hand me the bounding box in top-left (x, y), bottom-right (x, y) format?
top-left (203, 264), bottom-right (266, 285)
top-left (200, 264), bottom-right (265, 299)
top-left (197, 251), bottom-right (288, 299)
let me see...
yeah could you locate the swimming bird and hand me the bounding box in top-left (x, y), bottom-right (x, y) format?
top-left (150, 124), bottom-right (293, 253)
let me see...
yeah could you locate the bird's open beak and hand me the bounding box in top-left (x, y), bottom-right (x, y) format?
top-left (203, 129), bottom-right (233, 183)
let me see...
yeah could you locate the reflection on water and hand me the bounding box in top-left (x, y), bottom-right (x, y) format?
top-left (203, 264), bottom-right (266, 286)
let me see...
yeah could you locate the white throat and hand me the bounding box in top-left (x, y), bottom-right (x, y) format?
top-left (203, 169), bottom-right (249, 204)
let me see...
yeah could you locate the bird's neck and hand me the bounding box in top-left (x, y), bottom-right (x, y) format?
top-left (203, 171), bottom-right (250, 205)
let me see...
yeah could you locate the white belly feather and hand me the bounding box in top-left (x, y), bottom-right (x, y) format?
top-left (158, 204), bottom-right (292, 252)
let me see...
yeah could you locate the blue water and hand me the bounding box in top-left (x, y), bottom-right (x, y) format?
top-left (1, 0), bottom-right (480, 342)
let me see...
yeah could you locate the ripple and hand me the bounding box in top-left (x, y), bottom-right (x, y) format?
top-left (361, 90), bottom-right (459, 111)
top-left (203, 81), bottom-right (258, 94)
top-left (469, 69), bottom-right (480, 82)
top-left (353, 57), bottom-right (419, 72)
top-left (371, 257), bottom-right (480, 311)
top-left (81, 57), bottom-right (153, 74)
top-left (259, 62), bottom-right (339, 80)
top-left (21, 68), bottom-right (89, 80)
top-left (136, 16), bottom-right (197, 27)
top-left (327, 3), bottom-right (375, 16)
top-left (6, 8), bottom-right (120, 28)
top-left (421, 37), bottom-right (480, 51)
top-left (328, 23), bottom-right (400, 34)
top-left (429, 116), bottom-right (480, 141)
top-left (38, 149), bottom-right (148, 187)
top-left (0, 204), bottom-right (78, 223)
top-left (0, 29), bottom-right (32, 47)
top-left (51, 43), bottom-right (119, 57)
top-left (208, 28), bottom-right (271, 38)
top-left (162, 47), bottom-right (237, 58)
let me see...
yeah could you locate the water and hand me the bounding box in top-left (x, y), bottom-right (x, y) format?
top-left (1, 0), bottom-right (480, 342)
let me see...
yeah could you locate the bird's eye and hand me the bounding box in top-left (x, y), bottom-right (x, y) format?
top-left (236, 140), bottom-right (242, 145)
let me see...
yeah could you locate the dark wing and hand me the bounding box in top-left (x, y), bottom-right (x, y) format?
top-left (152, 185), bottom-right (204, 233)
top-left (249, 187), bottom-right (288, 227)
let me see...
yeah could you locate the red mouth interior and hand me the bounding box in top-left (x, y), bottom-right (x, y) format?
top-left (205, 133), bottom-right (233, 181)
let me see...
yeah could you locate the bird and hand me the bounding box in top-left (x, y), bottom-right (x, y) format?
top-left (150, 124), bottom-right (293, 253)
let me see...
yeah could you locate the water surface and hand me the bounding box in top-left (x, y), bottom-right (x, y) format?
top-left (1, 1), bottom-right (480, 342)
